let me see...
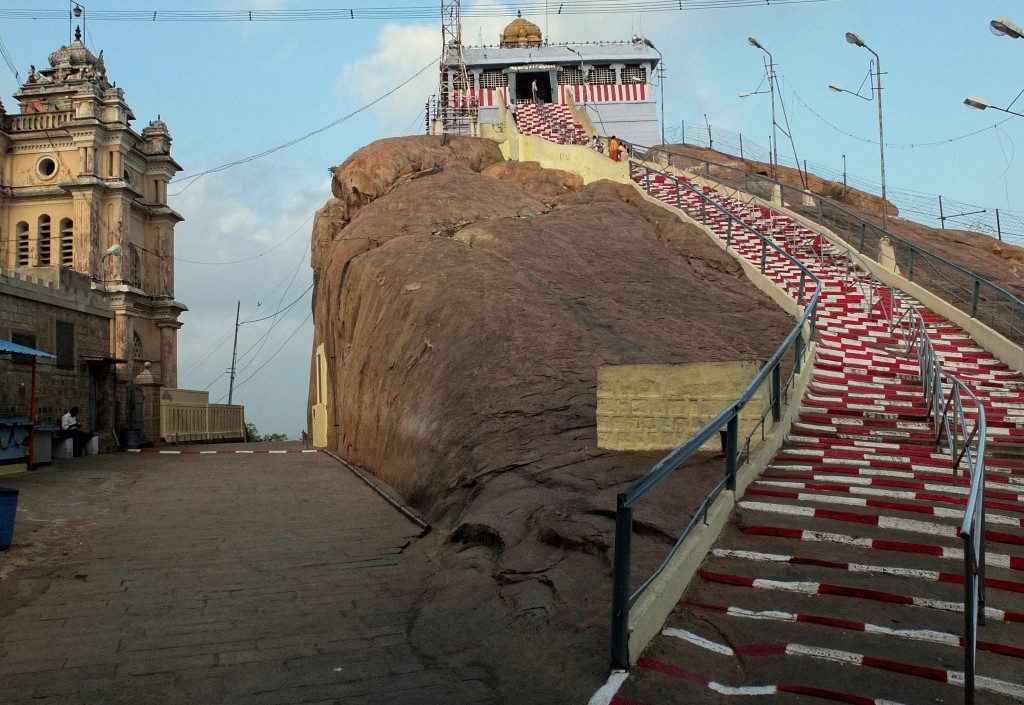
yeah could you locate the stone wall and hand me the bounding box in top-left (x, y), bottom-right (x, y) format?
top-left (0, 267), bottom-right (117, 436)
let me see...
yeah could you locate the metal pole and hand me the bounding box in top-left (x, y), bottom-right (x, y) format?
top-left (228, 301), bottom-right (240, 405)
top-left (872, 50), bottom-right (887, 232)
top-left (610, 494), bottom-right (633, 668)
top-left (27, 357), bottom-right (37, 472)
top-left (660, 61), bottom-right (666, 145)
top-left (740, 134), bottom-right (744, 160)
top-left (996, 208), bottom-right (1002, 241)
top-left (938, 195), bottom-right (945, 229)
top-left (768, 52), bottom-right (778, 179)
top-left (842, 154), bottom-right (847, 191)
top-left (705, 114), bottom-right (712, 149)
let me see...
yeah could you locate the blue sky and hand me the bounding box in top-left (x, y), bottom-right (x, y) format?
top-left (1, 0), bottom-right (1020, 436)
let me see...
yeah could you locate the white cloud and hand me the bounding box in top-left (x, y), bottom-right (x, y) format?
top-left (170, 161), bottom-right (328, 435)
top-left (335, 23), bottom-right (439, 131)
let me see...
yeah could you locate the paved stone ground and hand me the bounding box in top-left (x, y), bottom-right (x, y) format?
top-left (0, 445), bottom-right (497, 705)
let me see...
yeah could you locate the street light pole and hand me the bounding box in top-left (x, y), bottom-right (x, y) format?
top-left (845, 32), bottom-right (888, 232)
top-left (748, 37), bottom-right (778, 179)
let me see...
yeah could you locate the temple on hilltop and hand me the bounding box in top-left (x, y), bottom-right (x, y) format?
top-left (430, 11), bottom-right (662, 145)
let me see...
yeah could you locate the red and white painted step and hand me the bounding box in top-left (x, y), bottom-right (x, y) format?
top-left (594, 168), bottom-right (1024, 704)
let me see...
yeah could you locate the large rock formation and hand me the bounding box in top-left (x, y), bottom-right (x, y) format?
top-left (309, 135), bottom-right (797, 700)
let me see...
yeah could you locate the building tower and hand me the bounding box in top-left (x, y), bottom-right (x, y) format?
top-left (433, 0), bottom-right (477, 135)
top-left (0, 27), bottom-right (186, 387)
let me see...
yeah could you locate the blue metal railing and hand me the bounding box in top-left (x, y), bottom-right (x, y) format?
top-left (870, 284), bottom-right (987, 705)
top-left (623, 159), bottom-right (988, 703)
top-left (635, 145), bottom-right (1024, 349)
top-left (611, 162), bottom-right (820, 668)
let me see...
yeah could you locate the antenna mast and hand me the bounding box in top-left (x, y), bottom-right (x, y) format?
top-left (437, 0), bottom-right (476, 134)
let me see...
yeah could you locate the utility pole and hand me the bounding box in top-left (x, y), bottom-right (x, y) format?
top-left (228, 301), bottom-right (240, 404)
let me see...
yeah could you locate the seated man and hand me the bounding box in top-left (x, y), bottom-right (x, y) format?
top-left (60, 406), bottom-right (91, 457)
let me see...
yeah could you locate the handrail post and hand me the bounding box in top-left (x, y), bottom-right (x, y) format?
top-left (610, 494), bottom-right (633, 669)
top-left (725, 415), bottom-right (739, 491)
top-left (797, 272), bottom-right (806, 306)
top-left (760, 240), bottom-right (768, 274)
top-left (771, 365), bottom-right (782, 422)
top-left (907, 249), bottom-right (914, 281)
top-left (858, 222), bottom-right (866, 252)
top-left (675, 182), bottom-right (681, 209)
top-left (964, 532), bottom-right (976, 705)
top-left (971, 280), bottom-right (981, 318)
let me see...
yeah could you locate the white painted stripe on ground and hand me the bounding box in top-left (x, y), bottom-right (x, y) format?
top-left (587, 670), bottom-right (628, 705)
top-left (708, 682), bottom-right (778, 696)
top-left (663, 627), bottom-right (735, 655)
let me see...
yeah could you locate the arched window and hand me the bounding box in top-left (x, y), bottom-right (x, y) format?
top-left (59, 218), bottom-right (74, 266)
top-left (36, 215), bottom-right (51, 265)
top-left (15, 222), bottom-right (30, 266)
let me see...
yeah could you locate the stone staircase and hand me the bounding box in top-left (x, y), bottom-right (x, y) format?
top-left (513, 102), bottom-right (590, 146)
top-left (603, 168), bottom-right (1024, 704)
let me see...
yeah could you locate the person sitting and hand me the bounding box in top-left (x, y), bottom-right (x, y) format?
top-left (61, 406), bottom-right (91, 457)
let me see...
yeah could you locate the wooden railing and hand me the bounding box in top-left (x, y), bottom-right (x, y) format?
top-left (160, 389), bottom-right (245, 444)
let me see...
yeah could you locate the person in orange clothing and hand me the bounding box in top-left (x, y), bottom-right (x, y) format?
top-left (608, 135), bottom-right (620, 162)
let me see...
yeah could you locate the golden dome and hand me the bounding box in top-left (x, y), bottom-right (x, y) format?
top-left (500, 12), bottom-right (542, 48)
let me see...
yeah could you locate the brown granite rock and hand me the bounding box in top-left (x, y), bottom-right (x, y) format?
top-left (309, 137), bottom-right (796, 701)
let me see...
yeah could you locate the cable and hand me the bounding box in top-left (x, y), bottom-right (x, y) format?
top-left (791, 88), bottom-right (1015, 149)
top-left (169, 57), bottom-right (438, 194)
top-left (0, 1), bottom-right (846, 24)
top-left (240, 283), bottom-right (313, 325)
top-left (175, 211), bottom-right (314, 265)
top-left (216, 311), bottom-right (313, 403)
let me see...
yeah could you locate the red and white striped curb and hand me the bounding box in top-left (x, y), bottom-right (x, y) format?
top-left (710, 548), bottom-right (1024, 594)
top-left (660, 628), bottom-right (1024, 698)
top-left (738, 500), bottom-right (1024, 546)
top-left (760, 472), bottom-right (1024, 501)
top-left (744, 488), bottom-right (1024, 527)
top-left (634, 657), bottom-right (906, 704)
top-left (698, 569), bottom-right (1024, 623)
top-left (127, 449), bottom-right (319, 455)
top-left (681, 600), bottom-right (1024, 660)
top-left (744, 524), bottom-right (1024, 571)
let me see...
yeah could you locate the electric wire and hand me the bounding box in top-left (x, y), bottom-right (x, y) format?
top-left (175, 211), bottom-right (314, 265)
top-left (215, 311), bottom-right (313, 403)
top-left (169, 57), bottom-right (437, 195)
top-left (0, 1), bottom-right (846, 24)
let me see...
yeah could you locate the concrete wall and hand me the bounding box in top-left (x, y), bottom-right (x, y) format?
top-left (597, 361), bottom-right (767, 452)
top-left (503, 133), bottom-right (630, 185)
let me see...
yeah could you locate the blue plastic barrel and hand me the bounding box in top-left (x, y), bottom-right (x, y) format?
top-left (0, 487), bottom-right (18, 550)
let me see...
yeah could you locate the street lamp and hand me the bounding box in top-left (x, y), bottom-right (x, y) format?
top-left (747, 36), bottom-right (778, 178)
top-left (835, 31), bottom-right (889, 231)
top-left (963, 95), bottom-right (1024, 118)
top-left (990, 17), bottom-right (1023, 39)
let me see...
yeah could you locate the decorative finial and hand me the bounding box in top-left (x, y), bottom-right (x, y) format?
top-left (75, 25), bottom-right (82, 41)
top-left (517, 10), bottom-right (522, 18)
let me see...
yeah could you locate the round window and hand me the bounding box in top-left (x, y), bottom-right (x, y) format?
top-left (36, 156), bottom-right (57, 179)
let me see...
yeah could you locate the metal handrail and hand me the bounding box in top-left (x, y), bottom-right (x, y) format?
top-left (611, 162), bottom-right (820, 668)
top-left (635, 144), bottom-right (1024, 348)
top-left (623, 159), bottom-right (988, 703)
top-left (875, 283), bottom-right (988, 705)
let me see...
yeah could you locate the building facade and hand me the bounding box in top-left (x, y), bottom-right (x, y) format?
top-left (434, 13), bottom-right (662, 145)
top-left (0, 28), bottom-right (186, 390)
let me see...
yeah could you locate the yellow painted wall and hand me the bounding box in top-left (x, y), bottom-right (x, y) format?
top-left (516, 134), bottom-right (629, 184)
top-left (597, 360), bottom-right (768, 452)
top-left (311, 343), bottom-right (329, 448)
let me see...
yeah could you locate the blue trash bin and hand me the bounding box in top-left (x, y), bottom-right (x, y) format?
top-left (0, 487), bottom-right (18, 550)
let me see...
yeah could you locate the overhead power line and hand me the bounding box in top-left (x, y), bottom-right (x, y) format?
top-left (0, 2), bottom-right (844, 23)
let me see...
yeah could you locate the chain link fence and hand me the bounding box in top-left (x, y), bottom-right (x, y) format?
top-left (665, 121), bottom-right (1024, 248)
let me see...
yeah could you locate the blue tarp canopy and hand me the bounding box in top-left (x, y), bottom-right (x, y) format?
top-left (0, 339), bottom-right (55, 358)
